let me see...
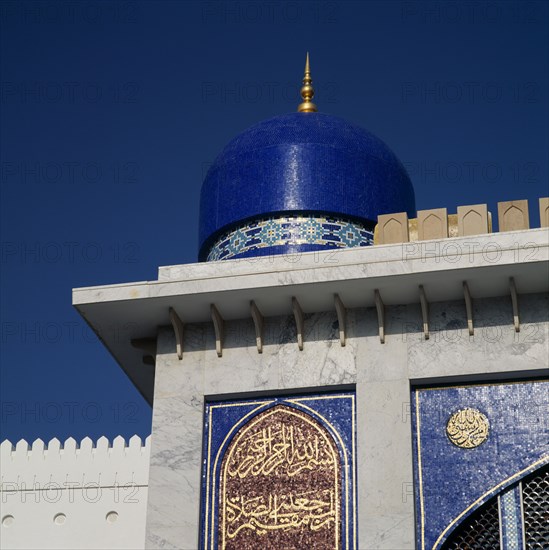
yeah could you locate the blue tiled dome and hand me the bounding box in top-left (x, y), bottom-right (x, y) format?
top-left (199, 112), bottom-right (415, 261)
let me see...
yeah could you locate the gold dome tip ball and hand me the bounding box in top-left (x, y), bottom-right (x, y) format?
top-left (297, 101), bottom-right (317, 113)
top-left (297, 52), bottom-right (318, 113)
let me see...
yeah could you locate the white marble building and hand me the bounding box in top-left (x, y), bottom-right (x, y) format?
top-left (2, 63), bottom-right (548, 550)
top-left (2, 212), bottom-right (548, 550)
top-left (70, 223), bottom-right (549, 550)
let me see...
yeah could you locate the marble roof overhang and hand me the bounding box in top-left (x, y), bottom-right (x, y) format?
top-left (73, 228), bottom-right (549, 404)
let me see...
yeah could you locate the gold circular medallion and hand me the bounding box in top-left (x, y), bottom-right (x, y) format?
top-left (446, 408), bottom-right (489, 449)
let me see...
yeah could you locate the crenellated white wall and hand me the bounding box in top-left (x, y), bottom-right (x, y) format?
top-left (0, 435), bottom-right (150, 550)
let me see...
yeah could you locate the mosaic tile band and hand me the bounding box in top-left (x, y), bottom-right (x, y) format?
top-left (499, 484), bottom-right (524, 550)
top-left (206, 215), bottom-right (374, 261)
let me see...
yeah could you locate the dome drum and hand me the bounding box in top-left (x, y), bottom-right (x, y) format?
top-left (206, 213), bottom-right (374, 261)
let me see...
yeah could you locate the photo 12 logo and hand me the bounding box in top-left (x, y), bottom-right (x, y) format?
top-left (1, 241), bottom-right (140, 265)
top-left (401, 240), bottom-right (538, 264)
top-left (1, 401), bottom-right (140, 425)
top-left (1, 481), bottom-right (142, 505)
top-left (0, 82), bottom-right (140, 104)
top-left (0, 1), bottom-right (140, 25)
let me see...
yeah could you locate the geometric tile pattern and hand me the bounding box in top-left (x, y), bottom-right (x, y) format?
top-left (499, 484), bottom-right (524, 550)
top-left (207, 215), bottom-right (374, 261)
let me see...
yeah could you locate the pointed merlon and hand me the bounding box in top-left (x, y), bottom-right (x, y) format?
top-left (47, 438), bottom-right (61, 453)
top-left (16, 439), bottom-right (29, 453)
top-left (64, 437), bottom-right (77, 452)
top-left (80, 437), bottom-right (93, 452)
top-left (297, 52), bottom-right (317, 113)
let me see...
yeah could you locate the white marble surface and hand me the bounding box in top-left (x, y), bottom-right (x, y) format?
top-left (72, 227), bottom-right (549, 411)
top-left (407, 293), bottom-right (549, 380)
top-left (156, 228), bottom-right (549, 282)
top-left (75, 228), bottom-right (549, 310)
top-left (145, 292), bottom-right (548, 549)
top-left (146, 328), bottom-right (204, 550)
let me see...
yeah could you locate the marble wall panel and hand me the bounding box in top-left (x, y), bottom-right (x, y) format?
top-left (146, 292), bottom-right (548, 550)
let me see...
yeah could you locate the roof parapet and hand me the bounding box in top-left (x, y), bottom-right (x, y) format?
top-left (375, 197), bottom-right (547, 245)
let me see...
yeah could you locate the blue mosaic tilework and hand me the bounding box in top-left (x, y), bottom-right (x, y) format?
top-left (198, 112), bottom-right (415, 260)
top-left (206, 214), bottom-right (374, 261)
top-left (411, 380), bottom-right (549, 550)
top-left (199, 391), bottom-right (357, 550)
top-left (499, 483), bottom-right (524, 550)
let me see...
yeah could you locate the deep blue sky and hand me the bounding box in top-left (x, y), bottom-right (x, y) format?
top-left (1, 1), bottom-right (548, 444)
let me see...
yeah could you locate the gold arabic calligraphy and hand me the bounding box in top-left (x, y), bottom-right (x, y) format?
top-left (220, 405), bottom-right (341, 549)
top-left (446, 408), bottom-right (489, 449)
top-left (226, 489), bottom-right (336, 538)
top-left (227, 424), bottom-right (335, 478)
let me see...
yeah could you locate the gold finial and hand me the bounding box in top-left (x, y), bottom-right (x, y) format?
top-left (297, 52), bottom-right (317, 113)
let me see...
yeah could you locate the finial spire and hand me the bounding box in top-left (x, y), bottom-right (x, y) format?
top-left (297, 52), bottom-right (317, 113)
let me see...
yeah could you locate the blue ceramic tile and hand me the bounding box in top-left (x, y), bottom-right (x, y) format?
top-left (207, 214), bottom-right (373, 261)
top-left (199, 112), bottom-right (415, 261)
top-left (411, 380), bottom-right (549, 549)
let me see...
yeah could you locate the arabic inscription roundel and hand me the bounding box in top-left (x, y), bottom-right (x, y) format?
top-left (219, 404), bottom-right (341, 549)
top-left (446, 408), bottom-right (489, 449)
